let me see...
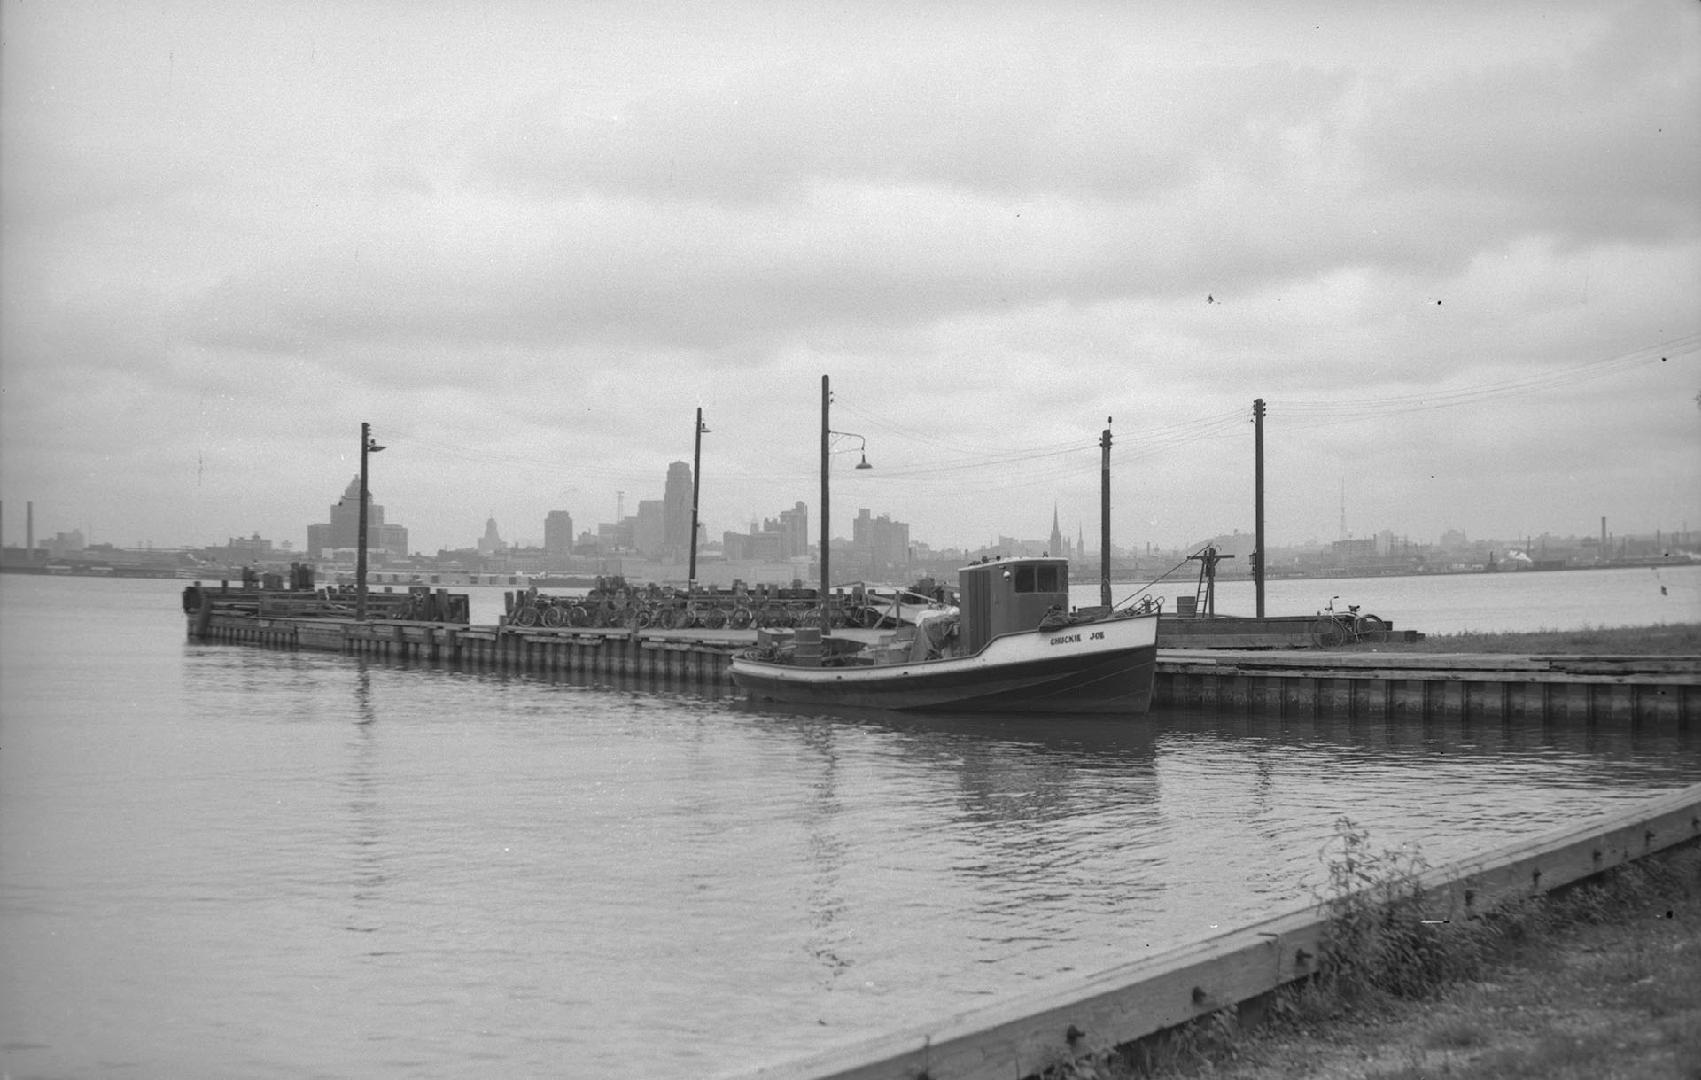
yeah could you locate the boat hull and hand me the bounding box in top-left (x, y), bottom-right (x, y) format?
top-left (730, 614), bottom-right (1158, 714)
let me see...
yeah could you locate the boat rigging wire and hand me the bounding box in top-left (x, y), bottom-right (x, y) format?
top-left (1114, 545), bottom-right (1213, 612)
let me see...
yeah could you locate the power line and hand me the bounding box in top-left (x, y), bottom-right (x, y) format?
top-left (1272, 334), bottom-right (1696, 423)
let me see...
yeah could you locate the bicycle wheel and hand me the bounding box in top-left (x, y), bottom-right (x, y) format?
top-left (1311, 616), bottom-right (1346, 648)
top-left (1356, 614), bottom-right (1388, 640)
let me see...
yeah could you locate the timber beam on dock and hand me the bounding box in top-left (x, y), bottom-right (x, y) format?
top-left (188, 611), bottom-right (1699, 726)
top-left (728, 784), bottom-right (1701, 1080)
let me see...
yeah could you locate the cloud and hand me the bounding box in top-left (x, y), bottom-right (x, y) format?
top-left (2, 1), bottom-right (1697, 554)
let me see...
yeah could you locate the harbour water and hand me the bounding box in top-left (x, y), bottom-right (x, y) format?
top-left (2, 569), bottom-right (1698, 1078)
top-left (1104, 561), bottom-right (1701, 635)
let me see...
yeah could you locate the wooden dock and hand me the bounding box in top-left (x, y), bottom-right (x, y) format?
top-left (189, 607), bottom-right (1699, 727)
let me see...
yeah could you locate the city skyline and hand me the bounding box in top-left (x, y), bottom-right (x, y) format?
top-left (2, 4), bottom-right (1697, 557)
top-left (3, 477), bottom-right (1692, 562)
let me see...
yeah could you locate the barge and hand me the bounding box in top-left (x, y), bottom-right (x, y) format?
top-left (184, 587), bottom-right (1698, 727)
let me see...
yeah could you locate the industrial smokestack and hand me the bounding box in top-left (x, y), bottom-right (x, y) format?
top-left (27, 501), bottom-right (34, 554)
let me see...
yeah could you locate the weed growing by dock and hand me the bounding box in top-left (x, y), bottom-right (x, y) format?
top-left (1053, 836), bottom-right (1701, 1080)
top-left (1308, 818), bottom-right (1493, 1001)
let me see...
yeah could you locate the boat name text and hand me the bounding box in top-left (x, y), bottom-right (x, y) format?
top-left (1049, 630), bottom-right (1105, 646)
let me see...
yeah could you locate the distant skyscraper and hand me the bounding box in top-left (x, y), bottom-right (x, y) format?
top-left (662, 461), bottom-right (693, 558)
top-left (635, 500), bottom-right (665, 557)
top-left (478, 517), bottom-right (504, 555)
top-left (545, 510), bottom-right (574, 557)
top-left (776, 501), bottom-right (808, 558)
top-left (307, 475), bottom-right (389, 557)
top-left (853, 508), bottom-right (910, 573)
top-left (332, 474), bottom-right (384, 550)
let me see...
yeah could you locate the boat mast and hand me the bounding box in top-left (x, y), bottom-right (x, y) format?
top-left (1100, 418), bottom-right (1112, 608)
top-left (819, 374), bottom-right (831, 633)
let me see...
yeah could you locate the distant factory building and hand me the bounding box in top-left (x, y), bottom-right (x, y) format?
top-left (721, 501), bottom-right (810, 562)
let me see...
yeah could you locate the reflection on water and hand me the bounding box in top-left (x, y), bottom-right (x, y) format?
top-left (1, 575), bottom-right (1697, 1079)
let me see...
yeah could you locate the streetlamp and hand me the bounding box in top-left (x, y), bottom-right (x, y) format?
top-left (688, 407), bottom-right (708, 590)
top-left (356, 421), bottom-right (385, 620)
top-left (819, 374), bottom-right (872, 632)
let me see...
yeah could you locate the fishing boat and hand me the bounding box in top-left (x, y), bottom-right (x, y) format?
top-left (729, 376), bottom-right (1159, 714)
top-left (731, 554), bottom-right (1159, 713)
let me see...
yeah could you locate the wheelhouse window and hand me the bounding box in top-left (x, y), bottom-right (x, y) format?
top-left (1013, 563), bottom-right (1063, 593)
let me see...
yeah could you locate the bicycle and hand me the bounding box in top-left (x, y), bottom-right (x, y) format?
top-left (1311, 596), bottom-right (1388, 648)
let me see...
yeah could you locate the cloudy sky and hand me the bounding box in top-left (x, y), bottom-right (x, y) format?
top-left (3, 1), bottom-right (1697, 556)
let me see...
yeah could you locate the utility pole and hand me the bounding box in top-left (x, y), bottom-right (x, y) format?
top-left (820, 375), bottom-right (831, 633)
top-left (355, 422), bottom-right (385, 620)
top-left (1100, 419), bottom-right (1112, 608)
top-left (689, 407), bottom-right (707, 590)
top-left (1253, 398), bottom-right (1266, 618)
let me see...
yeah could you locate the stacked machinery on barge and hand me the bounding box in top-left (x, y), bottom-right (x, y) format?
top-left (505, 576), bottom-right (952, 631)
